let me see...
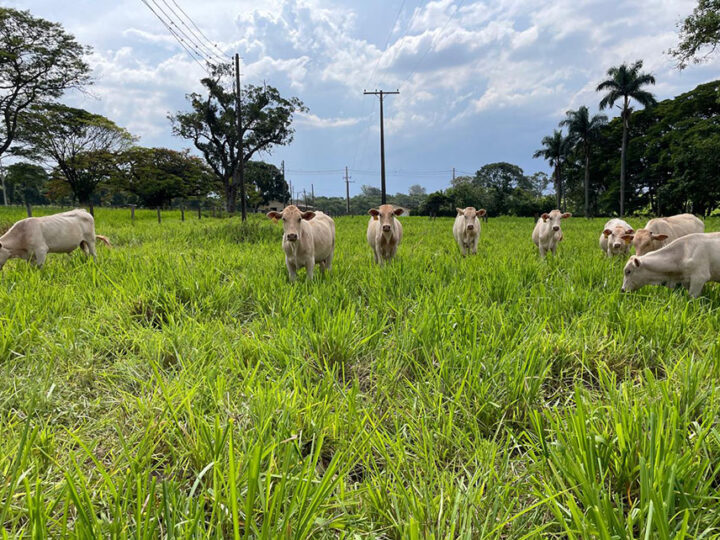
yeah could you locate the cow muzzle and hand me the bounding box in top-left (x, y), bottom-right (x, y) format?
top-left (467, 224), bottom-right (474, 231)
top-left (613, 242), bottom-right (622, 249)
top-left (286, 233), bottom-right (298, 242)
top-left (382, 225), bottom-right (391, 232)
top-left (621, 287), bottom-right (626, 293)
top-left (552, 226), bottom-right (560, 232)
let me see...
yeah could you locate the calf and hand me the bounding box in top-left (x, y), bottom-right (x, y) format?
top-left (0, 209), bottom-right (110, 269)
top-left (267, 205), bottom-right (335, 281)
top-left (599, 218), bottom-right (634, 256)
top-left (623, 213), bottom-right (704, 256)
top-left (367, 204), bottom-right (403, 265)
top-left (532, 210), bottom-right (571, 257)
top-left (453, 207), bottom-right (486, 256)
top-left (621, 232), bottom-right (720, 298)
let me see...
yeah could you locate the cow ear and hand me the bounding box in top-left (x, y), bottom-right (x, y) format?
top-left (621, 234), bottom-right (634, 244)
top-left (633, 257), bottom-right (641, 267)
top-left (653, 234), bottom-right (668, 241)
top-left (267, 211), bottom-right (281, 221)
top-left (368, 208), bottom-right (379, 217)
top-left (394, 207), bottom-right (404, 216)
top-left (476, 209), bottom-right (487, 217)
top-left (603, 229), bottom-right (612, 237)
top-left (456, 207), bottom-right (464, 215)
top-left (541, 213), bottom-right (549, 221)
top-left (301, 211), bottom-right (315, 221)
top-left (561, 212), bottom-right (571, 219)
top-left (626, 228), bottom-right (634, 235)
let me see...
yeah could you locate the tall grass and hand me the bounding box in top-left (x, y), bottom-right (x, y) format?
top-left (0, 207), bottom-right (719, 537)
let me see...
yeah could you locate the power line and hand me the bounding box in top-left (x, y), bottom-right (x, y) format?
top-left (169, 0), bottom-right (232, 61)
top-left (140, 0), bottom-right (212, 72)
top-left (159, 0), bottom-right (229, 64)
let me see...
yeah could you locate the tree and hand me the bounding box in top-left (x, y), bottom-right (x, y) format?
top-left (560, 106), bottom-right (608, 217)
top-left (18, 103), bottom-right (134, 209)
top-left (670, 0), bottom-right (720, 69)
top-left (4, 161), bottom-right (47, 206)
top-left (244, 161), bottom-right (289, 209)
top-left (597, 60), bottom-right (656, 217)
top-left (170, 64), bottom-right (306, 214)
top-left (534, 130), bottom-right (570, 210)
top-left (114, 147), bottom-right (215, 208)
top-left (0, 8), bottom-right (91, 161)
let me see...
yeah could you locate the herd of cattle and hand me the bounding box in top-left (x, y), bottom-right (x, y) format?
top-left (0, 206), bottom-right (718, 298)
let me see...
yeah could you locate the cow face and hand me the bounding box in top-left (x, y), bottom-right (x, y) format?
top-left (267, 205), bottom-right (315, 243)
top-left (456, 207), bottom-right (486, 233)
top-left (626, 229), bottom-right (668, 256)
top-left (621, 256), bottom-right (644, 292)
top-left (369, 204), bottom-right (403, 234)
top-left (541, 210), bottom-right (571, 233)
top-left (604, 225), bottom-right (634, 254)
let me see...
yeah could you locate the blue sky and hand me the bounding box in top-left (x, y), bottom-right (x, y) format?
top-left (10, 0), bottom-right (720, 198)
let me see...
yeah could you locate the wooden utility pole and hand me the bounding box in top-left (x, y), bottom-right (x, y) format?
top-left (344, 166), bottom-right (354, 214)
top-left (364, 89), bottom-right (399, 204)
top-left (303, 188), bottom-right (307, 208)
top-left (452, 167), bottom-right (455, 182)
top-left (0, 157), bottom-right (6, 206)
top-left (234, 53), bottom-right (247, 221)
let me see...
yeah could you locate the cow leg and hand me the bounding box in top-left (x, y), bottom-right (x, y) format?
top-left (286, 259), bottom-right (297, 282)
top-left (306, 261), bottom-right (314, 280)
top-left (34, 248), bottom-right (48, 268)
top-left (538, 245), bottom-right (546, 258)
top-left (324, 251), bottom-right (333, 273)
top-left (551, 244), bottom-right (557, 256)
top-left (86, 239), bottom-right (98, 261)
top-left (688, 276), bottom-right (708, 298)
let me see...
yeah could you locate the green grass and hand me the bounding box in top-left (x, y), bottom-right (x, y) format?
top-left (1, 206), bottom-right (719, 538)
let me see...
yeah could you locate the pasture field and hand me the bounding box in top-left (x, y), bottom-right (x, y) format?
top-left (1, 206), bottom-right (720, 538)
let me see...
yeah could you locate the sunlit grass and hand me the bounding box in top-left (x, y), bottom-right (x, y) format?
top-left (1, 206), bottom-right (719, 537)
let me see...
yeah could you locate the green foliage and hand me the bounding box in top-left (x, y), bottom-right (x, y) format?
top-left (244, 161), bottom-right (290, 208)
top-left (534, 129), bottom-right (571, 210)
top-left (670, 0), bottom-right (720, 69)
top-left (18, 103), bottom-right (134, 205)
top-left (2, 162), bottom-right (48, 205)
top-left (1, 208), bottom-right (720, 537)
top-left (169, 64), bottom-right (307, 213)
top-left (0, 8), bottom-right (91, 158)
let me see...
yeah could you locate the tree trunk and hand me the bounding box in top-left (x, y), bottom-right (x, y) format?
top-left (584, 150), bottom-right (590, 218)
top-left (554, 164), bottom-right (561, 209)
top-left (620, 99), bottom-right (629, 217)
top-left (226, 181), bottom-right (237, 214)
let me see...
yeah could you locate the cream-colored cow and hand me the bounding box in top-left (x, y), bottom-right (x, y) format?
top-left (623, 213), bottom-right (704, 256)
top-left (532, 209), bottom-right (571, 257)
top-left (367, 204), bottom-right (403, 265)
top-left (453, 207), bottom-right (486, 256)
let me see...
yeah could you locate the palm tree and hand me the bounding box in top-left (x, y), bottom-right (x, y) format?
top-left (533, 130), bottom-right (570, 211)
top-left (560, 106), bottom-right (607, 218)
top-left (596, 60), bottom-right (656, 216)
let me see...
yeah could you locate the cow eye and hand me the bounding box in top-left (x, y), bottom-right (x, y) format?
top-left (625, 269), bottom-right (630, 274)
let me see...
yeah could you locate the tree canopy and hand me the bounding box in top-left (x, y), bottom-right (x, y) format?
top-left (670, 0), bottom-right (720, 68)
top-left (0, 8), bottom-right (91, 160)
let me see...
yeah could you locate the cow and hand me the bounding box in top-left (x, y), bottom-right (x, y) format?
top-left (622, 213), bottom-right (704, 256)
top-left (367, 204), bottom-right (404, 265)
top-left (599, 218), bottom-right (634, 256)
top-left (532, 210), bottom-right (571, 257)
top-left (621, 232), bottom-right (720, 298)
top-left (0, 209), bottom-right (111, 269)
top-left (453, 207), bottom-right (486, 256)
top-left (266, 205), bottom-right (335, 282)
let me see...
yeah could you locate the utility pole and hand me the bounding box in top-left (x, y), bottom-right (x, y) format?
top-left (303, 189), bottom-right (307, 208)
top-left (281, 160), bottom-right (289, 206)
top-left (364, 89), bottom-right (399, 204)
top-left (0, 157), bottom-right (6, 206)
top-left (344, 166), bottom-right (354, 214)
top-left (234, 53), bottom-right (247, 221)
top-left (311, 183), bottom-right (314, 205)
top-left (452, 167), bottom-right (455, 182)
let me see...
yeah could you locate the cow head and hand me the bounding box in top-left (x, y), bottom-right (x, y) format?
top-left (267, 204), bottom-right (315, 243)
top-left (604, 225), bottom-right (634, 254)
top-left (621, 255), bottom-right (644, 292)
top-left (542, 210), bottom-right (571, 232)
top-left (456, 207), bottom-right (486, 233)
top-left (0, 242), bottom-right (8, 270)
top-left (625, 228), bottom-right (668, 256)
top-left (369, 204), bottom-right (403, 234)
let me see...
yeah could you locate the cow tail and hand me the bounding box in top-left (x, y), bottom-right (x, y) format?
top-left (96, 235), bottom-right (112, 248)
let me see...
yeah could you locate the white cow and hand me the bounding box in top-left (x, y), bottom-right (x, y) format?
top-left (453, 207), bottom-right (486, 256)
top-left (367, 204), bottom-right (403, 265)
top-left (623, 213), bottom-right (704, 256)
top-left (267, 205), bottom-right (335, 281)
top-left (621, 232), bottom-right (720, 298)
top-left (532, 210), bottom-right (571, 257)
top-left (0, 209), bottom-right (110, 269)
top-left (599, 218), bottom-right (634, 256)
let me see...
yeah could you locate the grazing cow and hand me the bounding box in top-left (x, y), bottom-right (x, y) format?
top-left (532, 210), bottom-right (571, 257)
top-left (453, 207), bottom-right (486, 256)
top-left (599, 218), bottom-right (634, 256)
top-left (367, 204), bottom-right (403, 265)
top-left (267, 205), bottom-right (335, 282)
top-left (0, 209), bottom-right (111, 269)
top-left (621, 232), bottom-right (720, 298)
top-left (623, 213), bottom-right (704, 256)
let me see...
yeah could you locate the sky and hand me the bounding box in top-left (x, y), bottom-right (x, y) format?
top-left (10, 0), bottom-right (720, 198)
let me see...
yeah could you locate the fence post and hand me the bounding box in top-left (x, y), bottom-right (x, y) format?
top-left (181, 204), bottom-right (185, 222)
top-left (25, 202), bottom-right (32, 217)
top-left (130, 204), bottom-right (136, 222)
top-left (197, 204), bottom-right (201, 220)
top-left (157, 207), bottom-right (161, 224)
